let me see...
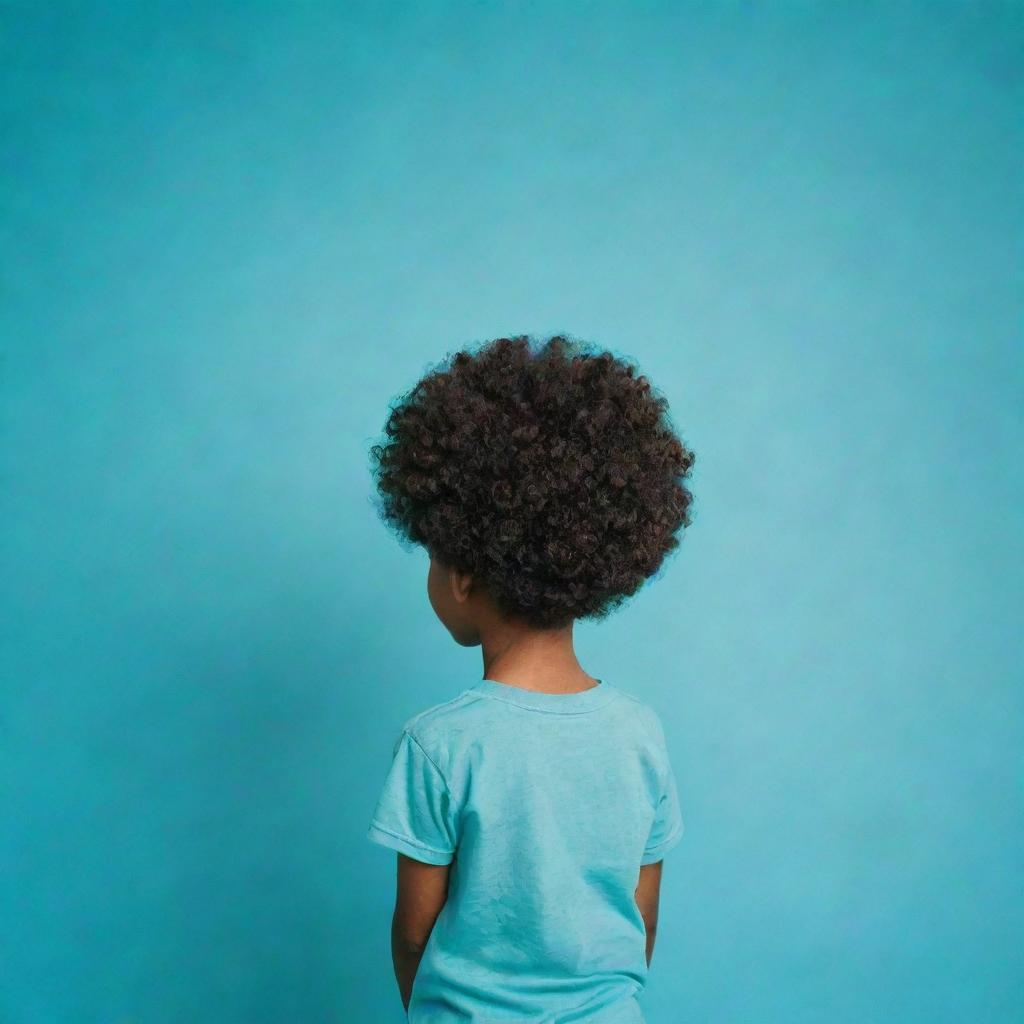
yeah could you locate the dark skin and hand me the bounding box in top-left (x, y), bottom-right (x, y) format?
top-left (391, 854), bottom-right (451, 1011)
top-left (389, 554), bottom-right (665, 1008)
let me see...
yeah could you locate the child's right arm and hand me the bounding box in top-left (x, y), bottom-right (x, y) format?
top-left (635, 860), bottom-right (663, 966)
top-left (391, 852), bottom-right (451, 1009)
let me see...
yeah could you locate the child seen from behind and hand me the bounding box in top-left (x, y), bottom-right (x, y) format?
top-left (367, 334), bottom-right (696, 1022)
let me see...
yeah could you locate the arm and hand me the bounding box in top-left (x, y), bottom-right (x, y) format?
top-left (635, 859), bottom-right (663, 967)
top-left (391, 852), bottom-right (451, 1010)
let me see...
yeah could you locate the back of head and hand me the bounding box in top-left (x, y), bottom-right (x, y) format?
top-left (369, 333), bottom-right (696, 629)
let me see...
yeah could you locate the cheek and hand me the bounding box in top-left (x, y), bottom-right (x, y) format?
top-left (427, 565), bottom-right (445, 615)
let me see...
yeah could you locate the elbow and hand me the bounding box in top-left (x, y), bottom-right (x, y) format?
top-left (391, 923), bottom-right (429, 955)
top-left (394, 936), bottom-right (427, 955)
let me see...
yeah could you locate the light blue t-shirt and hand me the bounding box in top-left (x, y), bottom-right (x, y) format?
top-left (367, 678), bottom-right (684, 1023)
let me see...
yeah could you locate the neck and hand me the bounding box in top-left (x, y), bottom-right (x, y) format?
top-left (479, 619), bottom-right (597, 694)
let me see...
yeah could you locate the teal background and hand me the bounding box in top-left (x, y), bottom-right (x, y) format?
top-left (2, 3), bottom-right (1021, 1022)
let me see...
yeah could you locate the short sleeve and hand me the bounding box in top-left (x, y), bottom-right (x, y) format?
top-left (641, 756), bottom-right (684, 865)
top-left (367, 729), bottom-right (458, 865)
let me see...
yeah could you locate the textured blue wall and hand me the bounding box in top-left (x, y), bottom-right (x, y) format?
top-left (2, 3), bottom-right (1021, 1022)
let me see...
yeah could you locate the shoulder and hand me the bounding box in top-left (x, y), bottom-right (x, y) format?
top-left (609, 684), bottom-right (671, 748)
top-left (394, 688), bottom-right (491, 768)
top-left (400, 688), bottom-right (482, 739)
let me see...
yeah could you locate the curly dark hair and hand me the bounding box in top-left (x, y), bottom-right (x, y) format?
top-left (369, 334), bottom-right (696, 629)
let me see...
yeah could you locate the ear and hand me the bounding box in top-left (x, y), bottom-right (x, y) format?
top-left (448, 565), bottom-right (474, 604)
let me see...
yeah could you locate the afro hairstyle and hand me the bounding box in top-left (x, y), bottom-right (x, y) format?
top-left (369, 334), bottom-right (696, 629)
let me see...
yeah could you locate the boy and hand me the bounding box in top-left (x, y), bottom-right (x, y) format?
top-left (366, 334), bottom-right (695, 1022)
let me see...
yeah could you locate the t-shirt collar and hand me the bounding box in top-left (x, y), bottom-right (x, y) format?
top-left (469, 677), bottom-right (616, 714)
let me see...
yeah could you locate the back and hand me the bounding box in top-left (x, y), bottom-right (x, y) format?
top-left (367, 678), bottom-right (684, 1023)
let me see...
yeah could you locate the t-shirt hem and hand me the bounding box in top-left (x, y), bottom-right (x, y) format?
top-left (367, 821), bottom-right (454, 865)
top-left (640, 822), bottom-right (684, 864)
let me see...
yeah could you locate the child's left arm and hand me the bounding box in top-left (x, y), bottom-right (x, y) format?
top-left (390, 852), bottom-right (451, 1010)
